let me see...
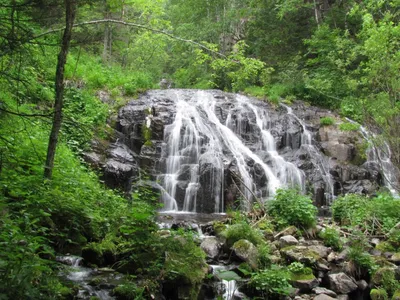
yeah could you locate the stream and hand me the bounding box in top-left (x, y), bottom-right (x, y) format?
top-left (57, 213), bottom-right (243, 300)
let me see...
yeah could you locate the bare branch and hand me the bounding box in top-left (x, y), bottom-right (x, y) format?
top-left (33, 19), bottom-right (227, 59)
top-left (0, 106), bottom-right (53, 118)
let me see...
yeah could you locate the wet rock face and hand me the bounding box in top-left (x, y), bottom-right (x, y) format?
top-left (100, 89), bottom-right (387, 212)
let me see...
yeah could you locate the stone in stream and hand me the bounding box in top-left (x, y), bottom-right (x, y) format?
top-left (200, 236), bottom-right (221, 260)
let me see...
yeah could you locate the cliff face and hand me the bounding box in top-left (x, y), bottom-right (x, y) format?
top-left (92, 89), bottom-right (389, 213)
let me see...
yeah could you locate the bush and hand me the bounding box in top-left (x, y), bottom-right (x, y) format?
top-left (339, 122), bottom-right (360, 131)
top-left (332, 193), bottom-right (400, 235)
top-left (113, 282), bottom-right (145, 300)
top-left (319, 227), bottom-right (343, 251)
top-left (267, 189), bottom-right (317, 229)
top-left (250, 266), bottom-right (291, 297)
top-left (370, 289), bottom-right (389, 300)
top-left (320, 116), bottom-right (335, 126)
top-left (223, 222), bottom-right (265, 247)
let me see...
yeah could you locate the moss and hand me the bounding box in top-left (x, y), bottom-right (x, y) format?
top-left (233, 239), bottom-right (252, 252)
top-left (59, 286), bottom-right (74, 298)
top-left (370, 289), bottom-right (389, 300)
top-left (372, 267), bottom-right (398, 295)
top-left (290, 272), bottom-right (315, 281)
top-left (113, 283), bottom-right (143, 300)
top-left (376, 241), bottom-right (396, 252)
top-left (212, 221), bottom-right (226, 236)
top-left (392, 290), bottom-right (400, 300)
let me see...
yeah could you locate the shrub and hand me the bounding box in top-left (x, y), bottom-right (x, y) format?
top-left (113, 282), bottom-right (145, 300)
top-left (320, 116), bottom-right (335, 126)
top-left (223, 222), bottom-right (265, 247)
top-left (250, 266), bottom-right (291, 297)
top-left (319, 227), bottom-right (343, 250)
top-left (348, 246), bottom-right (377, 278)
top-left (339, 122), bottom-right (360, 131)
top-left (370, 289), bottom-right (389, 300)
top-left (332, 193), bottom-right (400, 235)
top-left (267, 189), bottom-right (317, 229)
top-left (162, 232), bottom-right (207, 286)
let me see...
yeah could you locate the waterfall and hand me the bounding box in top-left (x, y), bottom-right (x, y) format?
top-left (283, 104), bottom-right (335, 204)
top-left (158, 91), bottom-right (306, 213)
top-left (347, 119), bottom-right (400, 196)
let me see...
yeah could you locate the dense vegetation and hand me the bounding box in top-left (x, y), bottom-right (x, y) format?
top-left (0, 0), bottom-right (399, 299)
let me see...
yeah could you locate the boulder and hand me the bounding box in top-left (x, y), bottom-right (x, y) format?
top-left (328, 273), bottom-right (358, 294)
top-left (314, 295), bottom-right (336, 300)
top-left (279, 235), bottom-right (299, 248)
top-left (290, 275), bottom-right (319, 292)
top-left (232, 239), bottom-right (258, 269)
top-left (200, 237), bottom-right (220, 260)
top-left (280, 246), bottom-right (321, 265)
top-left (308, 244), bottom-right (331, 259)
top-left (312, 287), bottom-right (337, 298)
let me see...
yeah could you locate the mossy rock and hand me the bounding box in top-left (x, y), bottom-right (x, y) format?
top-left (376, 241), bottom-right (396, 252)
top-left (390, 253), bottom-right (400, 264)
top-left (392, 290), bottom-right (400, 300)
top-left (370, 289), bottom-right (389, 300)
top-left (374, 257), bottom-right (397, 268)
top-left (280, 245), bottom-right (321, 265)
top-left (58, 286), bottom-right (74, 298)
top-left (113, 283), bottom-right (142, 300)
top-left (232, 239), bottom-right (259, 269)
top-left (212, 221), bottom-right (227, 237)
top-left (372, 267), bottom-right (396, 287)
top-left (289, 273), bottom-right (319, 293)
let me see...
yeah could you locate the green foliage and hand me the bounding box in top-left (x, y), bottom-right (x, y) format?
top-left (319, 227), bottom-right (343, 251)
top-left (372, 267), bottom-right (399, 297)
top-left (267, 189), bottom-right (317, 229)
top-left (250, 266), bottom-right (291, 297)
top-left (347, 232), bottom-right (377, 277)
top-left (196, 41), bottom-right (266, 92)
top-left (339, 122), bottom-right (361, 132)
top-left (223, 222), bottom-right (265, 247)
top-left (162, 232), bottom-right (207, 286)
top-left (371, 289), bottom-right (389, 300)
top-left (65, 52), bottom-right (155, 95)
top-left (113, 282), bottom-right (145, 300)
top-left (332, 193), bottom-right (400, 235)
top-left (257, 243), bottom-right (272, 269)
top-left (320, 117), bottom-right (335, 126)
top-left (287, 262), bottom-right (312, 276)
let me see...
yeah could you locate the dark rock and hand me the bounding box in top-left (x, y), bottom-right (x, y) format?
top-left (328, 272), bottom-right (358, 294)
top-left (313, 287), bottom-right (337, 297)
top-left (290, 276), bottom-right (319, 293)
top-left (200, 237), bottom-right (220, 260)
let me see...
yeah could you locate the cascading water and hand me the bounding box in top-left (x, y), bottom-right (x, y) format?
top-left (158, 90), bottom-right (306, 213)
top-left (283, 104), bottom-right (335, 204)
top-left (351, 121), bottom-right (399, 196)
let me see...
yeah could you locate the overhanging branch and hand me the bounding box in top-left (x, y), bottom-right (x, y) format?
top-left (33, 19), bottom-right (227, 59)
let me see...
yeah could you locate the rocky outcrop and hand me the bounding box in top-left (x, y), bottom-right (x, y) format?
top-left (96, 89), bottom-right (389, 212)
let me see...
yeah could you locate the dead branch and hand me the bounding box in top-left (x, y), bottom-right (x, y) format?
top-left (33, 19), bottom-right (227, 59)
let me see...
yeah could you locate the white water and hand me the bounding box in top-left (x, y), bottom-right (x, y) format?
top-left (210, 265), bottom-right (238, 300)
top-left (57, 255), bottom-right (114, 300)
top-left (347, 119), bottom-right (399, 195)
top-left (159, 91), bottom-right (307, 212)
top-left (283, 104), bottom-right (335, 204)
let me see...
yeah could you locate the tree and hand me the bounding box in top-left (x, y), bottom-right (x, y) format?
top-left (44, 0), bottom-right (77, 179)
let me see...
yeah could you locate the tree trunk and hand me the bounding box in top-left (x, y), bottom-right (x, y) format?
top-left (102, 3), bottom-right (111, 62)
top-left (44, 0), bottom-right (76, 179)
